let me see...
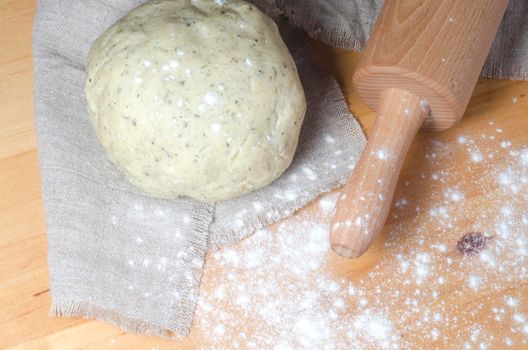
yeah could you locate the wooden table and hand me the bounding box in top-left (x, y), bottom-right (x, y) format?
top-left (2, 1), bottom-right (527, 349)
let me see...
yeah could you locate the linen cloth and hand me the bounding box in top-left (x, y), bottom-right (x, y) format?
top-left (32, 0), bottom-right (527, 336)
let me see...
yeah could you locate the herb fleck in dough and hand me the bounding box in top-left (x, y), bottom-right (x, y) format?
top-left (85, 0), bottom-right (306, 202)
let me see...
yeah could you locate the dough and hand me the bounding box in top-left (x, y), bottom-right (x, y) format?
top-left (85, 0), bottom-right (306, 202)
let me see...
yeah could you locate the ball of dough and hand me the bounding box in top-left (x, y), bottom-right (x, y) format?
top-left (85, 0), bottom-right (306, 202)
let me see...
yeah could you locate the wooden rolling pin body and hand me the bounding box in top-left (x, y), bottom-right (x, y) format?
top-left (331, 0), bottom-right (509, 258)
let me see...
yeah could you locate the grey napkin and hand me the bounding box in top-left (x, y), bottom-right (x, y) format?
top-left (33, 0), bottom-right (528, 337)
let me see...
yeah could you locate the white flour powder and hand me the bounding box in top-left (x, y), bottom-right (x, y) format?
top-left (192, 120), bottom-right (528, 349)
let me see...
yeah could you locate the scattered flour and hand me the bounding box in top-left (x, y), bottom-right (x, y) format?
top-left (471, 151), bottom-right (484, 163)
top-left (324, 133), bottom-right (336, 144)
top-left (318, 192), bottom-right (339, 214)
top-left (196, 219), bottom-right (400, 350)
top-left (302, 166), bottom-right (318, 181)
top-left (376, 149), bottom-right (389, 160)
top-left (182, 122), bottom-right (528, 349)
top-left (445, 188), bottom-right (465, 202)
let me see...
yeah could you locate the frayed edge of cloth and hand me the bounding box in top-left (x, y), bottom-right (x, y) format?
top-left (207, 175), bottom-right (354, 251)
top-left (50, 300), bottom-right (178, 337)
top-left (167, 201), bottom-right (214, 336)
top-left (481, 64), bottom-right (528, 81)
top-left (49, 203), bottom-right (214, 338)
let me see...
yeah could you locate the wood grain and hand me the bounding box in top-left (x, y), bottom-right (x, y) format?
top-left (354, 0), bottom-right (508, 131)
top-left (1, 1), bottom-right (528, 349)
top-left (331, 88), bottom-right (429, 258)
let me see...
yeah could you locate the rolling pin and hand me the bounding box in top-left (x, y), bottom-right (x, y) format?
top-left (330, 0), bottom-right (509, 258)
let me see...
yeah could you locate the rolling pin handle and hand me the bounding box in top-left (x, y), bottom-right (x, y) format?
top-left (330, 88), bottom-right (430, 258)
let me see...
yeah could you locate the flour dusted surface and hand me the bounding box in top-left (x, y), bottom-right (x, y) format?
top-left (85, 0), bottom-right (306, 201)
top-left (189, 120), bottom-right (528, 349)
